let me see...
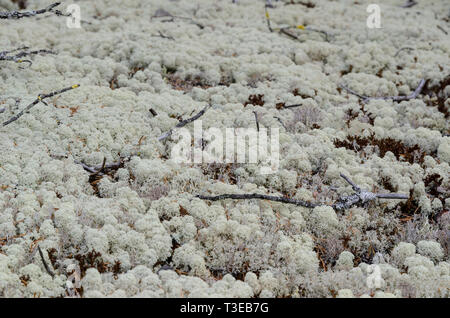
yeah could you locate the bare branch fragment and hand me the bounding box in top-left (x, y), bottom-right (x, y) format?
top-left (158, 104), bottom-right (211, 141)
top-left (37, 245), bottom-right (55, 278)
top-left (197, 193), bottom-right (319, 209)
top-left (151, 9), bottom-right (204, 29)
top-left (198, 173), bottom-right (409, 211)
top-left (400, 0), bottom-right (417, 8)
top-left (0, 47), bottom-right (55, 67)
top-left (339, 78), bottom-right (426, 103)
top-left (253, 111), bottom-right (260, 132)
top-left (2, 84), bottom-right (80, 127)
top-left (0, 2), bottom-right (63, 19)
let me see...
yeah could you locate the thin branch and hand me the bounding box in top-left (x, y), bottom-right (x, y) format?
top-left (153, 31), bottom-right (175, 41)
top-left (37, 245), bottom-right (55, 278)
top-left (197, 173), bottom-right (409, 211)
top-left (0, 2), bottom-right (63, 19)
top-left (394, 47), bottom-right (414, 57)
top-left (158, 104), bottom-right (210, 141)
top-left (265, 5), bottom-right (329, 41)
top-left (339, 78), bottom-right (425, 103)
top-left (197, 193), bottom-right (319, 209)
top-left (400, 0), bottom-right (417, 8)
top-left (274, 116), bottom-right (287, 130)
top-left (0, 47), bottom-right (55, 67)
top-left (283, 103), bottom-right (303, 109)
top-left (253, 111), bottom-right (260, 132)
top-left (2, 84), bottom-right (80, 127)
top-left (151, 9), bottom-right (204, 29)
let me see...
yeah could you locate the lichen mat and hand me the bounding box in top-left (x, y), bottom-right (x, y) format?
top-left (0, 0), bottom-right (448, 298)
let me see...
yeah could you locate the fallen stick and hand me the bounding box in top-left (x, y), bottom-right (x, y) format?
top-left (2, 84), bottom-right (80, 127)
top-left (265, 5), bottom-right (329, 41)
top-left (158, 104), bottom-right (210, 141)
top-left (394, 47), bottom-right (414, 57)
top-left (253, 111), bottom-right (260, 132)
top-left (339, 78), bottom-right (425, 103)
top-left (400, 0), bottom-right (417, 8)
top-left (151, 9), bottom-right (204, 29)
top-left (197, 173), bottom-right (408, 211)
top-left (37, 245), bottom-right (55, 278)
top-left (0, 2), bottom-right (63, 19)
top-left (0, 47), bottom-right (55, 67)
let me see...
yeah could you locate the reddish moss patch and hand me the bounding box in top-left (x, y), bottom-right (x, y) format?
top-left (422, 76), bottom-right (450, 118)
top-left (244, 94), bottom-right (264, 107)
top-left (167, 75), bottom-right (212, 92)
top-left (333, 133), bottom-right (427, 165)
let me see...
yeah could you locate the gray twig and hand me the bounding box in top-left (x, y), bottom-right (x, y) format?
top-left (37, 245), bottom-right (55, 278)
top-left (0, 2), bottom-right (63, 19)
top-left (151, 9), bottom-right (204, 29)
top-left (2, 84), bottom-right (80, 127)
top-left (253, 111), bottom-right (260, 132)
top-left (0, 47), bottom-right (55, 67)
top-left (158, 104), bottom-right (210, 141)
top-left (197, 173), bottom-right (408, 211)
top-left (400, 0), bottom-right (417, 8)
top-left (339, 78), bottom-right (425, 103)
top-left (394, 47), bottom-right (414, 57)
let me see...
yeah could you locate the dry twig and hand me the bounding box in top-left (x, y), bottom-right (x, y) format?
top-left (0, 47), bottom-right (55, 67)
top-left (2, 84), bottom-right (80, 127)
top-left (265, 5), bottom-right (329, 41)
top-left (253, 111), bottom-right (260, 132)
top-left (0, 2), bottom-right (63, 19)
top-left (151, 9), bottom-right (204, 29)
top-left (339, 78), bottom-right (426, 103)
top-left (197, 173), bottom-right (408, 211)
top-left (158, 104), bottom-right (211, 141)
top-left (37, 245), bottom-right (55, 278)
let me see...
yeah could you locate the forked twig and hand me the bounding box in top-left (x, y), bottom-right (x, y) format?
top-left (197, 173), bottom-right (408, 211)
top-left (158, 104), bottom-right (210, 141)
top-left (339, 78), bottom-right (425, 103)
top-left (2, 84), bottom-right (80, 126)
top-left (265, 5), bottom-right (329, 42)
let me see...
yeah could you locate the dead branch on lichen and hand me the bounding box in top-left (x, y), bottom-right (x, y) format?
top-left (394, 47), bottom-right (414, 57)
top-left (265, 4), bottom-right (330, 42)
top-left (0, 2), bottom-right (63, 19)
top-left (0, 47), bottom-right (55, 67)
top-left (37, 245), bottom-right (55, 278)
top-left (153, 31), bottom-right (175, 41)
top-left (158, 104), bottom-right (211, 141)
top-left (400, 0), bottom-right (417, 8)
top-left (2, 84), bottom-right (80, 127)
top-left (339, 78), bottom-right (426, 103)
top-left (197, 173), bottom-right (408, 211)
top-left (151, 8), bottom-right (204, 29)
top-left (253, 111), bottom-right (260, 132)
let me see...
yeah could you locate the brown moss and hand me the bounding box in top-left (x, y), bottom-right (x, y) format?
top-left (244, 94), bottom-right (264, 107)
top-left (11, 0), bottom-right (27, 9)
top-left (333, 133), bottom-right (427, 165)
top-left (422, 76), bottom-right (450, 118)
top-left (292, 88), bottom-right (316, 99)
top-left (167, 74), bottom-right (212, 92)
top-left (69, 250), bottom-right (122, 280)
